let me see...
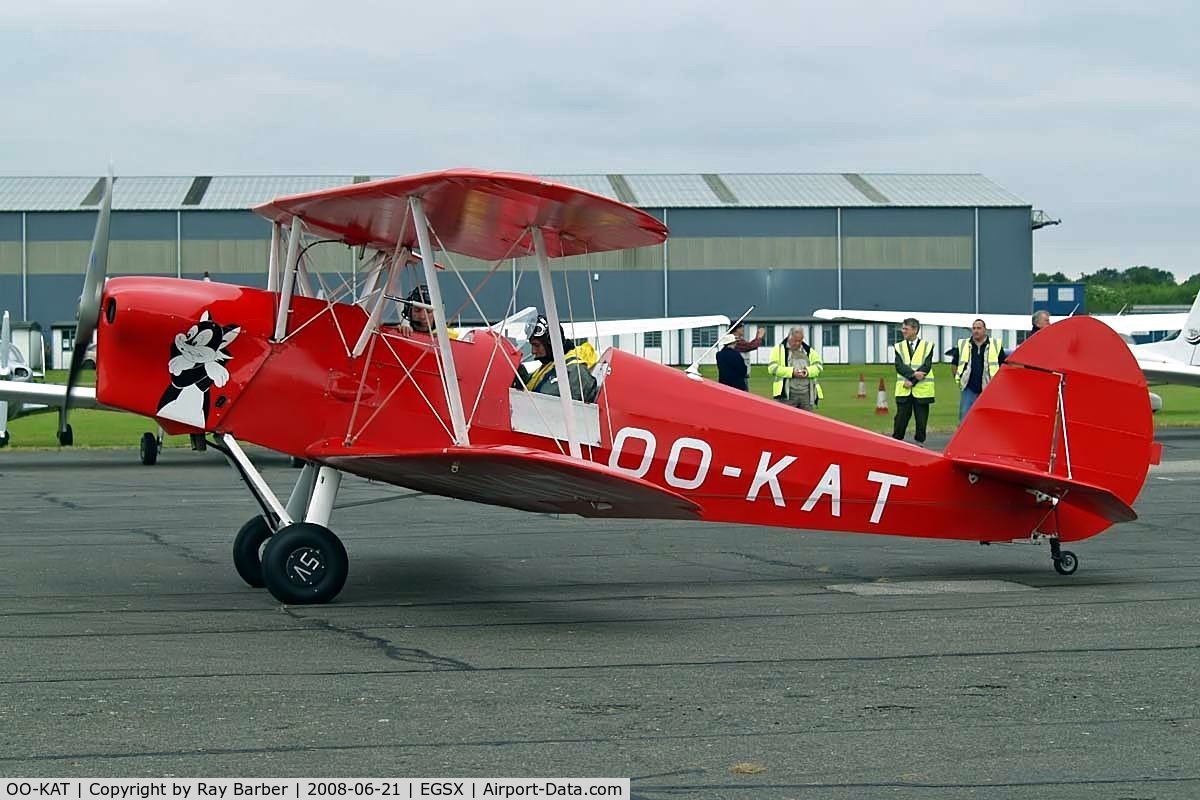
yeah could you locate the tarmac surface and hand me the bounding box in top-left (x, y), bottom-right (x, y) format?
top-left (1, 432), bottom-right (1198, 798)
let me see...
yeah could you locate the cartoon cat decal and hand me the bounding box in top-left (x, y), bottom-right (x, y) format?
top-left (156, 310), bottom-right (240, 429)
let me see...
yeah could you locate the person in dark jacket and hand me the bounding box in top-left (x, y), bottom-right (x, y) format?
top-left (1030, 310), bottom-right (1051, 337)
top-left (716, 329), bottom-right (749, 390)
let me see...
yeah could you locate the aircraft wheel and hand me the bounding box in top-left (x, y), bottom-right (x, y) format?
top-left (1054, 550), bottom-right (1079, 576)
top-left (260, 522), bottom-right (348, 605)
top-left (233, 515), bottom-right (273, 588)
top-left (0, 431), bottom-right (9, 448)
top-left (139, 432), bottom-right (159, 465)
top-left (58, 425), bottom-right (74, 447)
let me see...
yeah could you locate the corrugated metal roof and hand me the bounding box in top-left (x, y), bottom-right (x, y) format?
top-left (721, 174), bottom-right (869, 207)
top-left (858, 173), bottom-right (1025, 206)
top-left (0, 172), bottom-right (1029, 212)
top-left (113, 176), bottom-right (195, 209)
top-left (0, 177), bottom-right (97, 211)
top-left (197, 176), bottom-right (356, 209)
top-left (540, 174), bottom-right (620, 201)
top-left (624, 174), bottom-right (722, 207)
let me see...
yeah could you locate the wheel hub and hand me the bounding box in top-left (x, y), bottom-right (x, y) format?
top-left (284, 546), bottom-right (327, 586)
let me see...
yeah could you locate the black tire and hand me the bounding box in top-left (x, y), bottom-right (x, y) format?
top-left (57, 424), bottom-right (73, 447)
top-left (1054, 550), bottom-right (1079, 576)
top-left (140, 432), bottom-right (159, 466)
top-left (0, 430), bottom-right (9, 448)
top-left (233, 515), bottom-right (273, 588)
top-left (260, 523), bottom-right (348, 604)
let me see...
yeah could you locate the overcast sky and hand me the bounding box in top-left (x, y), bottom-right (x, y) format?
top-left (1, 0), bottom-right (1195, 279)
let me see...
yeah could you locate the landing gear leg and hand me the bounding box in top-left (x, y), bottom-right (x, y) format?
top-left (57, 408), bottom-right (73, 446)
top-left (231, 462), bottom-right (316, 589)
top-left (1049, 537), bottom-right (1079, 576)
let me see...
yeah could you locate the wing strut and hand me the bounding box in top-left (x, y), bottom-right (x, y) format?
top-left (531, 226), bottom-right (582, 460)
top-left (273, 220), bottom-right (304, 340)
top-left (410, 197), bottom-right (470, 446)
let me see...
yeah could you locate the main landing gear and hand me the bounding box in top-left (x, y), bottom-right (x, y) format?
top-left (212, 435), bottom-right (349, 604)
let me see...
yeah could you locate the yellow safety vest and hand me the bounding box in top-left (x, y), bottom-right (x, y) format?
top-left (767, 341), bottom-right (824, 400)
top-left (894, 339), bottom-right (936, 399)
top-left (956, 337), bottom-right (1002, 389)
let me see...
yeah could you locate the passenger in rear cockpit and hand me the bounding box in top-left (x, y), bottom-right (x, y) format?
top-left (524, 315), bottom-right (598, 402)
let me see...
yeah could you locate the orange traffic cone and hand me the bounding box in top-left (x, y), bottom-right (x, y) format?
top-left (856, 373), bottom-right (867, 399)
top-left (874, 377), bottom-right (889, 415)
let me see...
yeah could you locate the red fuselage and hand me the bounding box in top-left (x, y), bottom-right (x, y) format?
top-left (96, 277), bottom-right (1124, 544)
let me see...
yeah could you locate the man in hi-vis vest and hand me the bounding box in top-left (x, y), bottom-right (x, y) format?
top-left (892, 317), bottom-right (935, 445)
top-left (955, 318), bottom-right (1006, 422)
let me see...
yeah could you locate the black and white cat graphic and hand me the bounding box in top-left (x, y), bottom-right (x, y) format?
top-left (156, 310), bottom-right (240, 429)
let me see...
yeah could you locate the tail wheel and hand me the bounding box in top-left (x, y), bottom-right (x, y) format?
top-left (1054, 550), bottom-right (1079, 576)
top-left (57, 424), bottom-right (74, 446)
top-left (260, 523), bottom-right (348, 605)
top-left (232, 515), bottom-right (273, 588)
top-left (139, 431), bottom-right (159, 465)
top-left (0, 431), bottom-right (9, 448)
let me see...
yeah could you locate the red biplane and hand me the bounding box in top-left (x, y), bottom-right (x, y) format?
top-left (64, 170), bottom-right (1160, 604)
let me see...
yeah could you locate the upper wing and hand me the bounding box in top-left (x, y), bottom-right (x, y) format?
top-left (0, 381), bottom-right (98, 409)
top-left (253, 169), bottom-right (669, 261)
top-left (314, 444), bottom-right (702, 520)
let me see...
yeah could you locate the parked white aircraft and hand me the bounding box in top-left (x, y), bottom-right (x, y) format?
top-left (1130, 290), bottom-right (1200, 386)
top-left (1, 309), bottom-right (100, 448)
top-left (813, 306), bottom-right (1188, 340)
top-left (814, 287), bottom-right (1200, 390)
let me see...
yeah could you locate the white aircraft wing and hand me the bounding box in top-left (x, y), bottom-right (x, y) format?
top-left (0, 381), bottom-right (99, 410)
top-left (1134, 354), bottom-right (1200, 386)
top-left (813, 308), bottom-right (1187, 336)
top-left (563, 314), bottom-right (730, 339)
top-left (477, 310), bottom-right (729, 342)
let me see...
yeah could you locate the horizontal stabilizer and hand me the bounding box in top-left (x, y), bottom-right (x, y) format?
top-left (317, 444), bottom-right (702, 520)
top-left (947, 456), bottom-right (1137, 524)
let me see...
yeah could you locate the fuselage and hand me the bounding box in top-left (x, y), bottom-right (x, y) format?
top-left (96, 276), bottom-right (1101, 543)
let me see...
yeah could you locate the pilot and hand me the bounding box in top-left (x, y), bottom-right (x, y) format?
top-left (399, 285), bottom-right (457, 339)
top-left (523, 315), bottom-right (599, 402)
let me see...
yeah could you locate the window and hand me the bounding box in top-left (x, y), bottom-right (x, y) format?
top-left (644, 330), bottom-right (662, 348)
top-left (822, 325), bottom-right (840, 348)
top-left (760, 325), bottom-right (776, 347)
top-left (1057, 287), bottom-right (1075, 302)
top-left (1033, 287), bottom-right (1049, 302)
top-left (60, 327), bottom-right (77, 352)
top-left (888, 323), bottom-right (904, 345)
top-left (692, 326), bottom-right (718, 348)
top-left (1016, 329), bottom-right (1031, 345)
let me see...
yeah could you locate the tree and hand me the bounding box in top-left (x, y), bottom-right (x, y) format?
top-left (1123, 266), bottom-right (1176, 285)
top-left (1034, 271), bottom-right (1070, 283)
top-left (1082, 268), bottom-right (1124, 284)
